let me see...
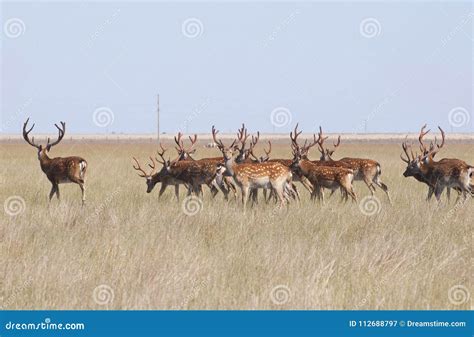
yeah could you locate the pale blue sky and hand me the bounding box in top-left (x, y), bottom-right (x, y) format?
top-left (1, 1), bottom-right (472, 134)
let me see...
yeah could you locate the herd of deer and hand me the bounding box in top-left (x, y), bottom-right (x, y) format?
top-left (22, 119), bottom-right (473, 208)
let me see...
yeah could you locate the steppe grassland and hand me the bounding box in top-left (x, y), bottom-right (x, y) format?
top-left (0, 140), bottom-right (472, 309)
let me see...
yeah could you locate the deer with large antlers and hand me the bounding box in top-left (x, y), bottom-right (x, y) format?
top-left (402, 125), bottom-right (473, 202)
top-left (212, 125), bottom-right (293, 209)
top-left (133, 143), bottom-right (225, 199)
top-left (22, 118), bottom-right (87, 205)
top-left (290, 125), bottom-right (357, 203)
top-left (132, 144), bottom-right (190, 199)
top-left (173, 132), bottom-right (237, 200)
top-left (316, 126), bottom-right (391, 203)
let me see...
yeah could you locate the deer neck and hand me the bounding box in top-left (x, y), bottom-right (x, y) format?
top-left (38, 151), bottom-right (52, 171)
top-left (224, 156), bottom-right (237, 176)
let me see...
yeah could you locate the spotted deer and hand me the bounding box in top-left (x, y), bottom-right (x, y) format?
top-left (212, 126), bottom-right (293, 209)
top-left (290, 126), bottom-right (357, 203)
top-left (22, 118), bottom-right (87, 205)
top-left (316, 126), bottom-right (391, 203)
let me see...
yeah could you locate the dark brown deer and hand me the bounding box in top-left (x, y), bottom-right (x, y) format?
top-left (403, 126), bottom-right (473, 202)
top-left (316, 126), bottom-right (391, 203)
top-left (173, 132), bottom-right (237, 199)
top-left (23, 118), bottom-right (87, 205)
top-left (132, 144), bottom-right (189, 200)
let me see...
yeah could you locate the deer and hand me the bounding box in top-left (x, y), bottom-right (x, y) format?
top-left (402, 126), bottom-right (473, 202)
top-left (212, 125), bottom-right (293, 209)
top-left (133, 143), bottom-right (224, 199)
top-left (259, 125), bottom-right (314, 198)
top-left (132, 144), bottom-right (190, 200)
top-left (245, 134), bottom-right (300, 203)
top-left (316, 126), bottom-right (391, 203)
top-left (289, 126), bottom-right (357, 203)
top-left (22, 118), bottom-right (87, 205)
top-left (173, 132), bottom-right (236, 200)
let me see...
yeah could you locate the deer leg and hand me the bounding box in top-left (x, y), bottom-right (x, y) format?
top-left (49, 183), bottom-right (58, 201)
top-left (271, 183), bottom-right (286, 209)
top-left (216, 180), bottom-right (229, 200)
top-left (241, 186), bottom-right (249, 209)
top-left (434, 185), bottom-right (445, 203)
top-left (251, 189), bottom-right (259, 206)
top-left (158, 184), bottom-right (167, 199)
top-left (426, 186), bottom-right (434, 201)
top-left (79, 183), bottom-right (85, 206)
top-left (348, 186), bottom-right (357, 203)
top-left (363, 178), bottom-right (374, 196)
top-left (373, 178), bottom-right (391, 204)
top-left (210, 183), bottom-right (219, 199)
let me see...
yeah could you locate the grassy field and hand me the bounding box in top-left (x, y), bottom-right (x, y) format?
top-left (0, 140), bottom-right (472, 310)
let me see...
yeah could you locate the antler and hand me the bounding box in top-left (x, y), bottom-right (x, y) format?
top-left (212, 125), bottom-right (225, 150)
top-left (418, 124), bottom-right (431, 154)
top-left (290, 123), bottom-right (302, 153)
top-left (188, 134), bottom-right (198, 153)
top-left (428, 126), bottom-right (446, 158)
top-left (132, 157), bottom-right (152, 178)
top-left (22, 118), bottom-right (41, 149)
top-left (174, 132), bottom-right (184, 152)
top-left (212, 125), bottom-right (237, 151)
top-left (237, 123), bottom-right (250, 154)
top-left (262, 140), bottom-right (272, 161)
top-left (400, 138), bottom-right (415, 164)
top-left (155, 143), bottom-right (167, 165)
top-left (46, 121), bottom-right (66, 148)
top-left (316, 126), bottom-right (329, 154)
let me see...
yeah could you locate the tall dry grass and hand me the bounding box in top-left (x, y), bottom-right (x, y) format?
top-left (0, 141), bottom-right (472, 310)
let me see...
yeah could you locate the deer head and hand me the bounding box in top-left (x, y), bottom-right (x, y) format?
top-left (316, 126), bottom-right (340, 161)
top-left (174, 132), bottom-right (198, 161)
top-left (211, 125), bottom-right (238, 162)
top-left (290, 124), bottom-right (318, 163)
top-left (23, 118), bottom-right (66, 160)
